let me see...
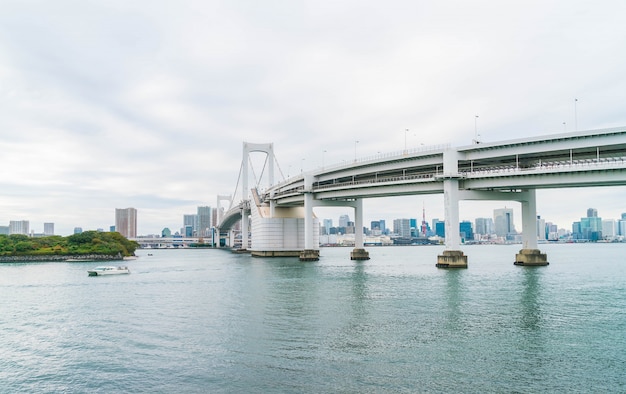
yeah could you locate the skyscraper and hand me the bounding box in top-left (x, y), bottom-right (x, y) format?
top-left (536, 215), bottom-right (546, 240)
top-left (323, 219), bottom-right (333, 235)
top-left (115, 208), bottom-right (137, 238)
top-left (197, 206), bottom-right (212, 237)
top-left (393, 218), bottom-right (411, 238)
top-left (494, 208), bottom-right (515, 238)
top-left (183, 214), bottom-right (197, 235)
top-left (338, 214), bottom-right (350, 228)
top-left (9, 220), bottom-right (29, 235)
top-left (44, 222), bottom-right (54, 236)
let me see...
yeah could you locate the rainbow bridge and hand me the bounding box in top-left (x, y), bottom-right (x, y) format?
top-left (218, 127), bottom-right (626, 267)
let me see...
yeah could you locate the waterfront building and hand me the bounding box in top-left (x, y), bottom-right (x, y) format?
top-left (494, 208), bottom-right (516, 239)
top-left (379, 219), bottom-right (386, 235)
top-left (618, 219), bottom-right (626, 237)
top-left (474, 217), bottom-right (494, 236)
top-left (323, 219), bottom-right (333, 235)
top-left (183, 214), bottom-right (197, 235)
top-left (572, 221), bottom-right (582, 239)
top-left (435, 221), bottom-right (445, 238)
top-left (432, 218), bottom-right (440, 231)
top-left (370, 220), bottom-right (381, 236)
top-left (578, 207), bottom-right (602, 240)
top-left (44, 223), bottom-right (54, 236)
top-left (197, 206), bottom-right (212, 237)
top-left (459, 221), bottom-right (474, 241)
top-left (162, 228), bottom-right (172, 237)
top-left (338, 214), bottom-right (350, 228)
top-left (546, 222), bottom-right (559, 240)
top-left (9, 220), bottom-right (29, 235)
top-left (602, 219), bottom-right (616, 240)
top-left (409, 218), bottom-right (418, 237)
top-left (115, 208), bottom-right (137, 238)
top-left (537, 215), bottom-right (546, 240)
top-left (393, 218), bottom-right (412, 238)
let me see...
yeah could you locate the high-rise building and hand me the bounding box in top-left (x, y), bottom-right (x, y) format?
top-left (197, 206), bottom-right (212, 237)
top-left (322, 219), bottom-right (333, 235)
top-left (602, 219), bottom-right (616, 239)
top-left (435, 221), bottom-right (445, 238)
top-left (44, 223), bottom-right (54, 236)
top-left (393, 218), bottom-right (412, 238)
top-left (338, 214), bottom-right (350, 228)
top-left (536, 215), bottom-right (546, 240)
top-left (474, 217), bottom-right (494, 236)
top-left (74, 227), bottom-right (83, 234)
top-left (494, 208), bottom-right (515, 238)
top-left (115, 208), bottom-right (137, 238)
top-left (183, 214), bottom-right (197, 235)
top-left (546, 222), bottom-right (558, 240)
top-left (460, 221), bottom-right (474, 240)
top-left (0, 226), bottom-right (9, 235)
top-left (580, 210), bottom-right (602, 240)
top-left (9, 220), bottom-right (29, 235)
top-left (618, 218), bottom-right (626, 237)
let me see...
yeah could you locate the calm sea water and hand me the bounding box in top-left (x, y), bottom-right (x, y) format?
top-left (1, 244), bottom-right (625, 393)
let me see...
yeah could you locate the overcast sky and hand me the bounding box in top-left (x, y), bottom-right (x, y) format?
top-left (2, 0), bottom-right (626, 236)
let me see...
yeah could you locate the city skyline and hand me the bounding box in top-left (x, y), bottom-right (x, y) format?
top-left (2, 1), bottom-right (626, 235)
top-left (3, 202), bottom-right (624, 238)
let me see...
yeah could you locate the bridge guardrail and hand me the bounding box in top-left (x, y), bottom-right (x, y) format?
top-left (463, 157), bottom-right (626, 177)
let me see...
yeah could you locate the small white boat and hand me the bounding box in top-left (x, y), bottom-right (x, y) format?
top-left (87, 266), bottom-right (130, 276)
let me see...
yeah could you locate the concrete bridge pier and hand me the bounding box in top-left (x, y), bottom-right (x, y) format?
top-left (437, 151), bottom-right (468, 268)
top-left (300, 181), bottom-right (320, 261)
top-left (350, 198), bottom-right (370, 260)
top-left (515, 189), bottom-right (549, 266)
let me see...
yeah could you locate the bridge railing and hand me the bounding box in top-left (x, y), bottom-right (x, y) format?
top-left (463, 156), bottom-right (626, 177)
top-left (317, 143), bottom-right (450, 173)
top-left (312, 173), bottom-right (437, 191)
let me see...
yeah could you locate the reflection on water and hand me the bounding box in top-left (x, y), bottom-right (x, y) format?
top-left (520, 266), bottom-right (543, 332)
top-left (444, 269), bottom-right (464, 330)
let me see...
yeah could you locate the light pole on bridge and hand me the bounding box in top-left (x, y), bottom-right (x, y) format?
top-left (473, 115), bottom-right (480, 144)
top-left (354, 140), bottom-right (359, 162)
top-left (404, 129), bottom-right (408, 154)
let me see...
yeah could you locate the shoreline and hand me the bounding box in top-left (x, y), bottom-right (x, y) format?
top-left (0, 253), bottom-right (125, 263)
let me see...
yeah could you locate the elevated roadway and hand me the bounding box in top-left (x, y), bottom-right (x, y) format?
top-left (219, 127), bottom-right (626, 266)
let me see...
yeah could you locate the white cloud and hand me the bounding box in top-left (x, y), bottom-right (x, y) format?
top-left (1, 0), bottom-right (625, 235)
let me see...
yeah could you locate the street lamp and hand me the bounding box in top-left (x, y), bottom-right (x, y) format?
top-left (322, 150), bottom-right (327, 169)
top-left (300, 158), bottom-right (305, 173)
top-left (354, 140), bottom-right (359, 162)
top-left (404, 129), bottom-right (408, 154)
top-left (574, 98), bottom-right (578, 131)
top-left (473, 115), bottom-right (479, 144)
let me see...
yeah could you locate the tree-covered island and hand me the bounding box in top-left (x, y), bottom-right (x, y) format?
top-left (0, 231), bottom-right (139, 262)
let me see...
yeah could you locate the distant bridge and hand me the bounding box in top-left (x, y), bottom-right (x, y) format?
top-left (217, 127), bottom-right (626, 266)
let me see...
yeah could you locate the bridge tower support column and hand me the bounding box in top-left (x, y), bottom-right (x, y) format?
top-left (299, 182), bottom-right (320, 261)
top-left (515, 189), bottom-right (549, 266)
top-left (437, 149), bottom-right (467, 268)
top-left (351, 198), bottom-right (370, 260)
